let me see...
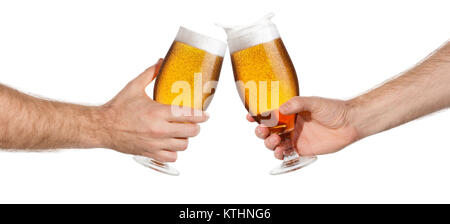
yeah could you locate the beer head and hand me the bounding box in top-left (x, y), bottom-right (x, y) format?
top-left (218, 13), bottom-right (280, 54)
top-left (175, 26), bottom-right (227, 57)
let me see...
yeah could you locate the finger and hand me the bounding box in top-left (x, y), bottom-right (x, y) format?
top-left (279, 96), bottom-right (318, 115)
top-left (163, 138), bottom-right (189, 151)
top-left (274, 147), bottom-right (284, 160)
top-left (264, 133), bottom-right (281, 150)
top-left (255, 125), bottom-right (270, 139)
top-left (246, 114), bottom-right (255, 122)
top-left (167, 123), bottom-right (201, 138)
top-left (144, 150), bottom-right (178, 163)
top-left (133, 58), bottom-right (163, 89)
top-left (166, 106), bottom-right (209, 123)
top-left (155, 150), bottom-right (178, 162)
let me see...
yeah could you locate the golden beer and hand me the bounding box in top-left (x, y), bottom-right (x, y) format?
top-left (134, 27), bottom-right (226, 176)
top-left (154, 40), bottom-right (224, 110)
top-left (231, 38), bottom-right (298, 134)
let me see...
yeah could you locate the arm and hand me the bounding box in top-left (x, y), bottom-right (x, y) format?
top-left (0, 84), bottom-right (105, 149)
top-left (251, 40), bottom-right (450, 158)
top-left (0, 59), bottom-right (208, 162)
top-left (349, 41), bottom-right (450, 139)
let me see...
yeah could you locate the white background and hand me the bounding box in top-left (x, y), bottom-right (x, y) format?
top-left (0, 0), bottom-right (449, 203)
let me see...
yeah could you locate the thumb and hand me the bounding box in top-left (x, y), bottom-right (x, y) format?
top-left (133, 58), bottom-right (163, 88)
top-left (279, 96), bottom-right (319, 115)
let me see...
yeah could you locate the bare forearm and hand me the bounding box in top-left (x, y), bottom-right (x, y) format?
top-left (349, 40), bottom-right (450, 139)
top-left (0, 84), bottom-right (107, 150)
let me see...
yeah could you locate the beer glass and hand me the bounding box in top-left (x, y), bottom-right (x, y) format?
top-left (134, 27), bottom-right (226, 176)
top-left (219, 13), bottom-right (317, 175)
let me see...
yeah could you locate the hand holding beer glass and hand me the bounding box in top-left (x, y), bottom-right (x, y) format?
top-left (219, 14), bottom-right (317, 174)
top-left (134, 27), bottom-right (226, 175)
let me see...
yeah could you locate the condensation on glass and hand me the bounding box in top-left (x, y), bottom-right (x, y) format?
top-left (134, 27), bottom-right (226, 176)
top-left (219, 13), bottom-right (317, 175)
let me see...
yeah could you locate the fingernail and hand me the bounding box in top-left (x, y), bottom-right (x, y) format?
top-left (204, 112), bottom-right (210, 119)
top-left (256, 127), bottom-right (262, 135)
top-left (270, 136), bottom-right (277, 144)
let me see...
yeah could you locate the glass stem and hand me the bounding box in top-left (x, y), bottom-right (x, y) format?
top-left (278, 132), bottom-right (301, 166)
top-left (270, 131), bottom-right (317, 175)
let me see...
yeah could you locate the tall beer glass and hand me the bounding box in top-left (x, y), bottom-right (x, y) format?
top-left (134, 27), bottom-right (226, 176)
top-left (220, 14), bottom-right (317, 175)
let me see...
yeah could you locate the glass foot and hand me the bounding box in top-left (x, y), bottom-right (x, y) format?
top-left (270, 153), bottom-right (317, 175)
top-left (133, 156), bottom-right (180, 176)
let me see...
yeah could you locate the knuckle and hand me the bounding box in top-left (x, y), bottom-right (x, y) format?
top-left (290, 96), bottom-right (302, 107)
top-left (148, 126), bottom-right (166, 137)
top-left (148, 126), bottom-right (158, 135)
top-left (149, 106), bottom-right (166, 117)
top-left (126, 80), bottom-right (138, 89)
top-left (147, 109), bottom-right (159, 119)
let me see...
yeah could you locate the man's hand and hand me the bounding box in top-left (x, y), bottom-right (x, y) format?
top-left (248, 97), bottom-right (359, 159)
top-left (0, 59), bottom-right (208, 163)
top-left (98, 59), bottom-right (209, 162)
top-left (250, 40), bottom-right (450, 160)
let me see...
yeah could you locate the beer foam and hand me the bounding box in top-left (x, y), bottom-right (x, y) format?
top-left (220, 13), bottom-right (280, 53)
top-left (175, 27), bottom-right (227, 57)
